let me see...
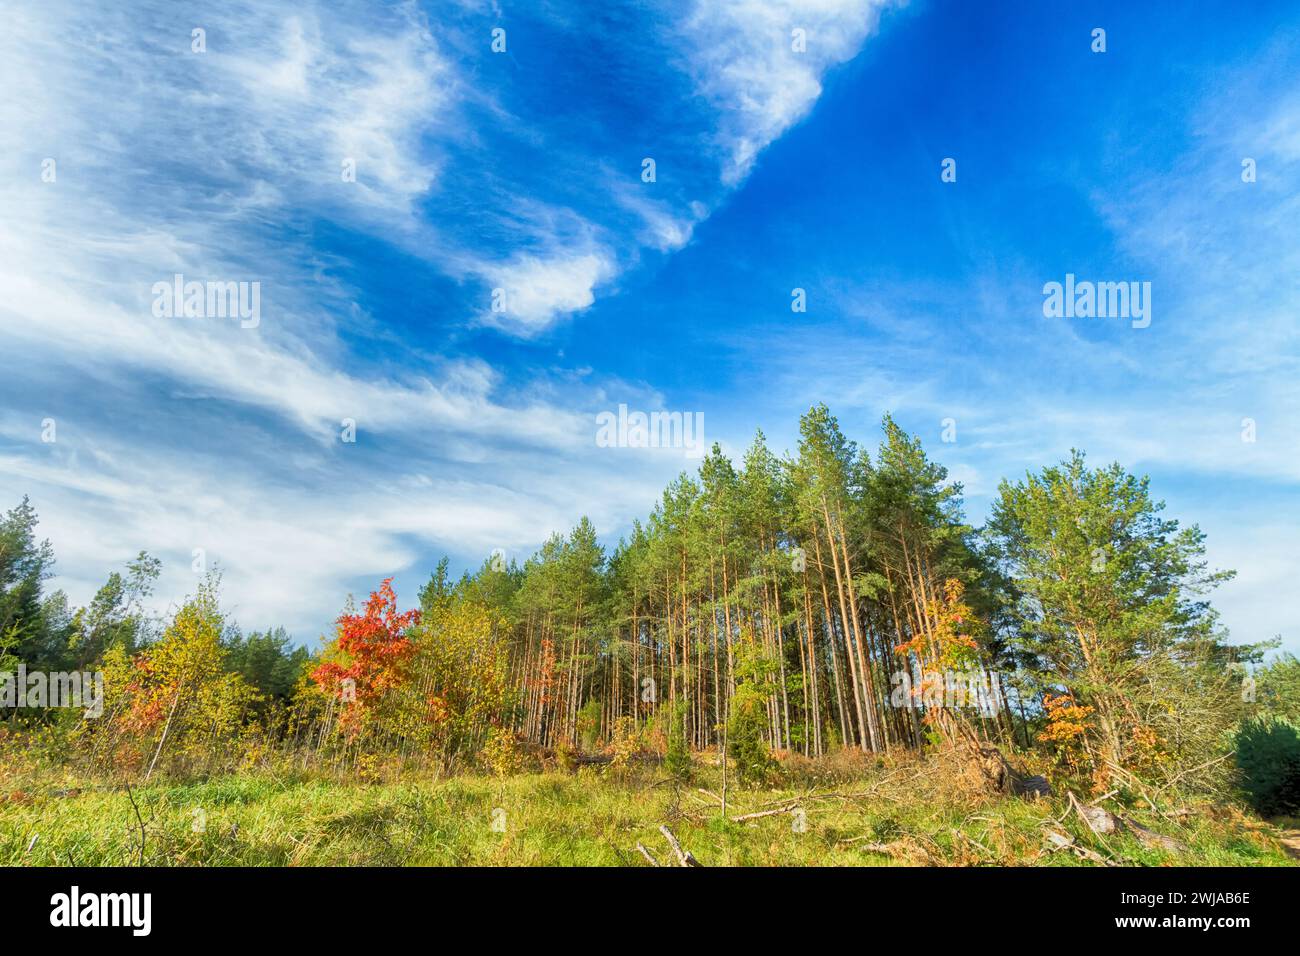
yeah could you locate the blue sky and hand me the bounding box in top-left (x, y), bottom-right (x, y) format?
top-left (1, 0), bottom-right (1297, 652)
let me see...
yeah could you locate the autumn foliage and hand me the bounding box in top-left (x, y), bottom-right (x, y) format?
top-left (305, 579), bottom-right (514, 770)
top-left (312, 578), bottom-right (419, 736)
top-left (1037, 692), bottom-right (1094, 774)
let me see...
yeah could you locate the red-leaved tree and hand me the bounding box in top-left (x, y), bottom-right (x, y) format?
top-left (312, 578), bottom-right (420, 736)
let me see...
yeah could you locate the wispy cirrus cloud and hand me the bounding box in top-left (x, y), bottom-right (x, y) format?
top-left (5, 0), bottom-right (895, 636)
top-left (680, 0), bottom-right (894, 184)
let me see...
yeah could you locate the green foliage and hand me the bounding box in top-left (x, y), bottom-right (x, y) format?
top-left (0, 625), bottom-right (18, 674)
top-left (1235, 717), bottom-right (1300, 816)
top-left (418, 557), bottom-right (454, 615)
top-left (727, 640), bottom-right (779, 786)
top-left (987, 450), bottom-right (1238, 771)
top-left (1256, 654), bottom-right (1300, 722)
top-left (10, 758), bottom-right (1289, 867)
top-left (406, 596), bottom-right (517, 768)
top-left (663, 700), bottom-right (692, 781)
top-left (576, 698), bottom-right (602, 752)
top-left (727, 683), bottom-right (774, 785)
top-left (0, 496), bottom-right (57, 670)
top-left (223, 626), bottom-right (310, 709)
top-left (0, 408), bottom-right (1268, 801)
top-left (823, 724), bottom-right (841, 753)
top-left (68, 551), bottom-right (161, 665)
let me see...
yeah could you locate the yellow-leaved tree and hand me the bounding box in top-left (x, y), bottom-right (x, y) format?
top-left (98, 580), bottom-right (255, 778)
top-left (410, 596), bottom-right (517, 771)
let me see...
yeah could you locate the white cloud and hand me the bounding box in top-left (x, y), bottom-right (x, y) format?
top-left (0, 0), bottom-right (901, 639)
top-left (0, 401), bottom-right (688, 639)
top-left (680, 0), bottom-right (894, 184)
top-left (216, 11), bottom-right (449, 211)
top-left (477, 251), bottom-right (615, 335)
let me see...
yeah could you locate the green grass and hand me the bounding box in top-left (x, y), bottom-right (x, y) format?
top-left (2, 763), bottom-right (1296, 866)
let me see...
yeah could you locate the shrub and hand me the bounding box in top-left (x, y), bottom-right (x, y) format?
top-left (480, 726), bottom-right (524, 777)
top-left (1235, 717), bottom-right (1300, 816)
top-left (727, 685), bottom-right (775, 786)
top-left (605, 716), bottom-right (641, 778)
top-left (662, 701), bottom-right (691, 782)
top-left (553, 737), bottom-right (576, 773)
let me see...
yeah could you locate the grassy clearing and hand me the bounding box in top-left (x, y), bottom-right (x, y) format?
top-left (2, 759), bottom-right (1296, 867)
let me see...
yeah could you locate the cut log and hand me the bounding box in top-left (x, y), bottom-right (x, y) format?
top-left (976, 745), bottom-right (1053, 799)
top-left (1120, 816), bottom-right (1186, 854)
top-left (569, 752), bottom-right (663, 766)
top-left (1069, 791), bottom-right (1122, 836)
top-left (1012, 774), bottom-right (1053, 799)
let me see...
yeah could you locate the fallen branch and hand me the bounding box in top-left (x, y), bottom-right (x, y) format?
top-left (1104, 760), bottom-right (1160, 813)
top-left (837, 837), bottom-right (896, 853)
top-left (731, 802), bottom-right (800, 823)
top-left (635, 842), bottom-right (661, 867)
top-left (1151, 751), bottom-right (1234, 799)
top-left (1043, 826), bottom-right (1116, 866)
top-left (658, 825), bottom-right (701, 867)
top-left (837, 835), bottom-right (922, 862)
top-left (570, 752), bottom-right (662, 766)
top-left (1118, 816), bottom-right (1187, 854)
top-left (952, 827), bottom-right (994, 861)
